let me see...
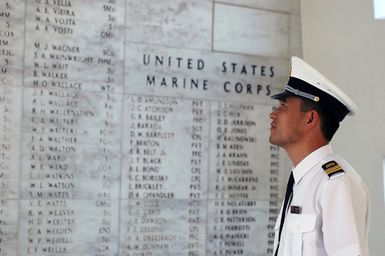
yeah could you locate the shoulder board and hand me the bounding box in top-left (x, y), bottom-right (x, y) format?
top-left (322, 160), bottom-right (344, 177)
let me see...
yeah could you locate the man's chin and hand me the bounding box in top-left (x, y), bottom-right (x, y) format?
top-left (269, 136), bottom-right (281, 146)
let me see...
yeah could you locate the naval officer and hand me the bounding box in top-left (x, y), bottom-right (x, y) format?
top-left (270, 56), bottom-right (370, 256)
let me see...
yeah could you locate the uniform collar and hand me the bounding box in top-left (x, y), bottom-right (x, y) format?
top-left (292, 144), bottom-right (333, 184)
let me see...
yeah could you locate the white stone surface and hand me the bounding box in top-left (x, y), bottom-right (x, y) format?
top-left (216, 0), bottom-right (292, 13)
top-left (213, 3), bottom-right (290, 58)
top-left (125, 0), bottom-right (212, 50)
top-left (125, 43), bottom-right (289, 102)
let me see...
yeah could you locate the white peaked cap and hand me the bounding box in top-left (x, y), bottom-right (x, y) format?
top-left (271, 56), bottom-right (359, 122)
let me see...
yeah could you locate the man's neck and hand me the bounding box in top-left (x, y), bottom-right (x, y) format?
top-left (285, 141), bottom-right (328, 167)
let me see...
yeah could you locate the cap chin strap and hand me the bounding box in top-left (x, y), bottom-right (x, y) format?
top-left (285, 85), bottom-right (320, 102)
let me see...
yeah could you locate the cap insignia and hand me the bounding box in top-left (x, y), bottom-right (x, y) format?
top-left (322, 161), bottom-right (344, 177)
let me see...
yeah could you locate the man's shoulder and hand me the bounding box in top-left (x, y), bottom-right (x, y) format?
top-left (321, 160), bottom-right (345, 179)
top-left (318, 154), bottom-right (354, 180)
top-left (319, 154), bottom-right (362, 182)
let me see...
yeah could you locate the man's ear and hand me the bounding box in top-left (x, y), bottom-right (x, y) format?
top-left (305, 110), bottom-right (319, 128)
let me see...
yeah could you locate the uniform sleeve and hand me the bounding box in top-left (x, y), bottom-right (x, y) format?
top-left (322, 176), bottom-right (363, 256)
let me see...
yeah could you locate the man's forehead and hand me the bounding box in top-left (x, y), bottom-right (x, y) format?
top-left (279, 96), bottom-right (301, 103)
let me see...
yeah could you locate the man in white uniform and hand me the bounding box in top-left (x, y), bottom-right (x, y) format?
top-left (270, 57), bottom-right (370, 256)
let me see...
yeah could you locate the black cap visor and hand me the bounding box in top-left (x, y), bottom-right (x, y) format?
top-left (271, 91), bottom-right (294, 100)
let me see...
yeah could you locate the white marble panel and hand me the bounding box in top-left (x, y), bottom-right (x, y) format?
top-left (290, 15), bottom-right (302, 57)
top-left (125, 0), bottom-right (212, 50)
top-left (0, 199), bottom-right (18, 255)
top-left (213, 3), bottom-right (290, 58)
top-left (0, 86), bottom-right (22, 200)
top-left (216, 0), bottom-right (292, 13)
top-left (119, 199), bottom-right (208, 255)
top-left (125, 43), bottom-right (289, 103)
top-left (23, 0), bottom-right (126, 94)
top-left (0, 0), bottom-right (25, 201)
top-left (206, 199), bottom-right (270, 255)
top-left (19, 89), bottom-right (123, 200)
top-left (18, 199), bottom-right (120, 255)
top-left (208, 102), bottom-right (273, 200)
top-left (0, 0), bottom-right (25, 87)
top-left (121, 96), bottom-right (210, 200)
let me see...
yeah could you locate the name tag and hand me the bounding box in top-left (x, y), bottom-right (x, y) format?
top-left (290, 205), bottom-right (301, 214)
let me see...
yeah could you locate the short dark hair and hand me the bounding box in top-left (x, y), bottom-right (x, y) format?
top-left (300, 98), bottom-right (340, 141)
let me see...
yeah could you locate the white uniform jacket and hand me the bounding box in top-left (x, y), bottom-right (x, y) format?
top-left (273, 145), bottom-right (370, 256)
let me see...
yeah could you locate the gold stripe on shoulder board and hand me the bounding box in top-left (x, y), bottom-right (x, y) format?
top-left (322, 160), bottom-right (345, 177)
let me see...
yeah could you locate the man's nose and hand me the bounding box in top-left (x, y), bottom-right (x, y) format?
top-left (269, 109), bottom-right (277, 120)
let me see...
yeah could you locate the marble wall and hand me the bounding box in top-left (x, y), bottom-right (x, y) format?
top-left (0, 0), bottom-right (301, 255)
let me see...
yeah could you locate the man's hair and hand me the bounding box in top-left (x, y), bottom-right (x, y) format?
top-left (300, 98), bottom-right (340, 141)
